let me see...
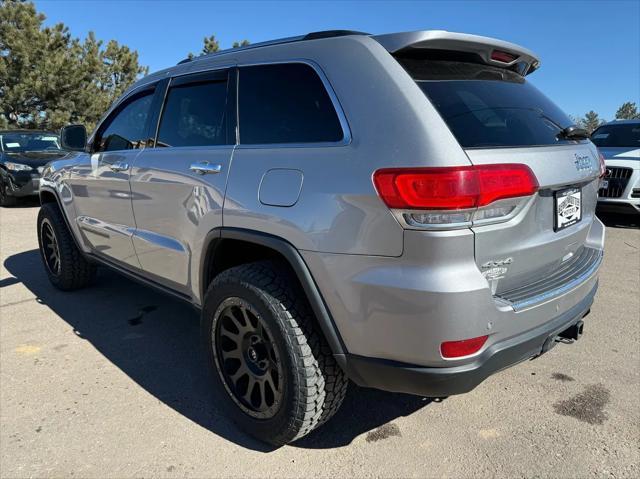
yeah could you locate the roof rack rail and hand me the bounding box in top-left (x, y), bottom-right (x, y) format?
top-left (177, 30), bottom-right (370, 65)
top-left (177, 57), bottom-right (192, 65)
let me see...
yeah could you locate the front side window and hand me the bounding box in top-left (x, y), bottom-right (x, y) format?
top-left (238, 63), bottom-right (344, 145)
top-left (157, 76), bottom-right (231, 147)
top-left (95, 91), bottom-right (154, 152)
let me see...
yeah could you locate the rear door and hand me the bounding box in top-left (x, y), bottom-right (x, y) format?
top-left (69, 84), bottom-right (157, 268)
top-left (129, 68), bottom-right (236, 293)
top-left (406, 59), bottom-right (601, 294)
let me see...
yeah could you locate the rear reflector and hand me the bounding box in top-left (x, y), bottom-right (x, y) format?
top-left (491, 50), bottom-right (517, 63)
top-left (373, 164), bottom-right (538, 210)
top-left (441, 335), bottom-right (488, 358)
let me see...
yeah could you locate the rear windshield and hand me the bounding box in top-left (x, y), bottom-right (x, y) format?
top-left (591, 123), bottom-right (640, 148)
top-left (399, 58), bottom-right (575, 149)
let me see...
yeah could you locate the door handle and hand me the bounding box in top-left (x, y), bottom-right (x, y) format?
top-left (189, 162), bottom-right (222, 175)
top-left (109, 162), bottom-right (129, 172)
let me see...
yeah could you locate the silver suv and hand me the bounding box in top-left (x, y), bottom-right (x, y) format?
top-left (38, 30), bottom-right (605, 445)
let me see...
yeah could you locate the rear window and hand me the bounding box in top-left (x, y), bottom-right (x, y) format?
top-left (158, 79), bottom-right (231, 147)
top-left (238, 63), bottom-right (344, 145)
top-left (399, 58), bottom-right (575, 149)
top-left (591, 123), bottom-right (640, 148)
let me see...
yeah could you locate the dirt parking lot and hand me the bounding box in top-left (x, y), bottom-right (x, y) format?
top-left (1, 203), bottom-right (638, 478)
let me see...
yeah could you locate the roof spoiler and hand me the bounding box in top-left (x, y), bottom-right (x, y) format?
top-left (372, 30), bottom-right (541, 75)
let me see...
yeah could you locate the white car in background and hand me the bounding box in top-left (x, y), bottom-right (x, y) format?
top-left (592, 119), bottom-right (640, 215)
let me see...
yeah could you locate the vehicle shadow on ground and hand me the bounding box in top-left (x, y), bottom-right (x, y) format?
top-left (3, 249), bottom-right (432, 451)
top-left (2, 197), bottom-right (41, 208)
top-left (597, 212), bottom-right (639, 229)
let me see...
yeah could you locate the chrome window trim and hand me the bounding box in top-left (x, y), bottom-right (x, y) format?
top-left (235, 59), bottom-right (352, 149)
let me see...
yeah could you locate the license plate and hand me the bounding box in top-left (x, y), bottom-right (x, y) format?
top-left (555, 187), bottom-right (582, 231)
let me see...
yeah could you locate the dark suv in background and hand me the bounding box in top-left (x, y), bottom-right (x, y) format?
top-left (0, 130), bottom-right (69, 206)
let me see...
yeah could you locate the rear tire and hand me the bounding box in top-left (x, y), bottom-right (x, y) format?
top-left (201, 260), bottom-right (347, 446)
top-left (0, 181), bottom-right (17, 207)
top-left (37, 203), bottom-right (96, 290)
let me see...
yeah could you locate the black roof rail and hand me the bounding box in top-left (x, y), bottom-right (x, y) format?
top-left (177, 57), bottom-right (192, 65)
top-left (177, 30), bottom-right (370, 65)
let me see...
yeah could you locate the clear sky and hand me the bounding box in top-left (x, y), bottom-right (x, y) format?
top-left (35, 0), bottom-right (639, 121)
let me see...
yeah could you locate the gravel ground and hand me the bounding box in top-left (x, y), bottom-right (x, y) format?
top-left (1, 203), bottom-right (638, 478)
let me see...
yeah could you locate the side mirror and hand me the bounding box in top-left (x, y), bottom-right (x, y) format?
top-left (60, 124), bottom-right (87, 151)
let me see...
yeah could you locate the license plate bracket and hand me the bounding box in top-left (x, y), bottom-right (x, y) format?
top-left (555, 187), bottom-right (582, 231)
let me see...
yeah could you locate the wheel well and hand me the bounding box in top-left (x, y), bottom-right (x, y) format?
top-left (203, 238), bottom-right (293, 294)
top-left (201, 232), bottom-right (347, 358)
top-left (40, 190), bottom-right (58, 205)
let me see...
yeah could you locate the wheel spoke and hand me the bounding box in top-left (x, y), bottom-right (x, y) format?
top-left (225, 311), bottom-right (248, 335)
top-left (265, 370), bottom-right (278, 393)
top-left (220, 346), bottom-right (241, 360)
top-left (242, 376), bottom-right (257, 405)
top-left (257, 380), bottom-right (268, 410)
top-left (229, 362), bottom-right (249, 384)
top-left (241, 307), bottom-right (255, 330)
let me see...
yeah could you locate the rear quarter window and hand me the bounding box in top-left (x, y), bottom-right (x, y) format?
top-left (238, 63), bottom-right (344, 145)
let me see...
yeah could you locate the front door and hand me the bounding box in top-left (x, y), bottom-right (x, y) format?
top-left (129, 68), bottom-right (236, 293)
top-left (68, 84), bottom-right (158, 268)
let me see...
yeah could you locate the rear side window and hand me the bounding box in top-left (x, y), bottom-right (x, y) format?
top-left (96, 91), bottom-right (154, 152)
top-left (398, 57), bottom-right (575, 149)
top-left (157, 73), bottom-right (231, 147)
top-left (238, 63), bottom-right (344, 145)
top-left (591, 123), bottom-right (640, 148)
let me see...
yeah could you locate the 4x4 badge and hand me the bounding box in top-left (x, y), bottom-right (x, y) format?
top-left (574, 154), bottom-right (593, 172)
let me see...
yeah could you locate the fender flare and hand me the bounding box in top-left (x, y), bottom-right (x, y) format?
top-left (200, 227), bottom-right (348, 361)
top-left (39, 185), bottom-right (85, 252)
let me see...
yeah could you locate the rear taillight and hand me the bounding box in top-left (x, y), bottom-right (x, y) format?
top-left (441, 335), bottom-right (488, 359)
top-left (597, 150), bottom-right (606, 177)
top-left (373, 164), bottom-right (538, 210)
top-left (373, 164), bottom-right (538, 229)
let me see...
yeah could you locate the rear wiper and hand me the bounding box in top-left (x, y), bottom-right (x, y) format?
top-left (557, 125), bottom-right (590, 140)
top-left (534, 110), bottom-right (590, 141)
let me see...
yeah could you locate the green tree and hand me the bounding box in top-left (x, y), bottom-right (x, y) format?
top-left (577, 110), bottom-right (605, 133)
top-left (232, 40), bottom-right (250, 48)
top-left (0, 0), bottom-right (147, 131)
top-left (188, 37), bottom-right (251, 58)
top-left (615, 101), bottom-right (640, 120)
top-left (202, 34), bottom-right (220, 54)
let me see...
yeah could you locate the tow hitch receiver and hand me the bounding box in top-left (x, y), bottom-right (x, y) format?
top-left (540, 318), bottom-right (586, 355)
top-left (558, 319), bottom-right (585, 341)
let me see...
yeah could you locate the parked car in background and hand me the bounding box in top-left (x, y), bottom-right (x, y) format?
top-left (37, 30), bottom-right (604, 445)
top-left (592, 120), bottom-right (640, 215)
top-left (0, 130), bottom-right (69, 206)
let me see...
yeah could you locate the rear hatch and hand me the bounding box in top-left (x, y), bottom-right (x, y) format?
top-left (386, 32), bottom-right (602, 299)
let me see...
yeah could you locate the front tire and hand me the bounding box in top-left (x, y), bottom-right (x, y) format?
top-left (0, 180), bottom-right (17, 207)
top-left (202, 260), bottom-right (347, 446)
top-left (37, 203), bottom-right (96, 290)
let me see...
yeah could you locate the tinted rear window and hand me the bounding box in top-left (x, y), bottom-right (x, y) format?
top-left (400, 59), bottom-right (575, 149)
top-left (591, 123), bottom-right (640, 148)
top-left (158, 79), bottom-right (231, 147)
top-left (238, 63), bottom-right (344, 145)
